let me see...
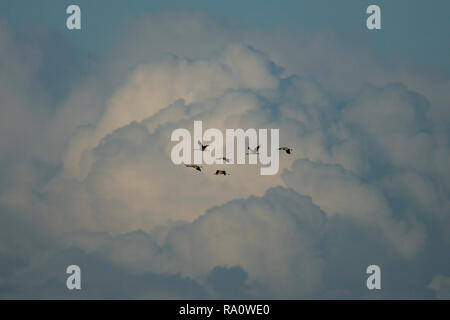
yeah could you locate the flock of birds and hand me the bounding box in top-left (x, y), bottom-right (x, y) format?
top-left (184, 140), bottom-right (293, 176)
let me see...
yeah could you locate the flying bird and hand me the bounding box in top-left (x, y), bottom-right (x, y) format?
top-left (278, 147), bottom-right (293, 154)
top-left (246, 145), bottom-right (260, 155)
top-left (198, 140), bottom-right (210, 151)
top-left (185, 164), bottom-right (203, 172)
top-left (214, 170), bottom-right (230, 176)
top-left (216, 157), bottom-right (231, 163)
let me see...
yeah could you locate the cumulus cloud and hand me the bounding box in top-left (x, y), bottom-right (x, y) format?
top-left (282, 159), bottom-right (426, 258)
top-left (73, 187), bottom-right (326, 298)
top-left (0, 11), bottom-right (449, 299)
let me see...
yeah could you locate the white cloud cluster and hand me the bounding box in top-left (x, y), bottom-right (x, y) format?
top-left (95, 187), bottom-right (326, 298)
top-left (0, 12), bottom-right (448, 299)
top-left (283, 159), bottom-right (427, 258)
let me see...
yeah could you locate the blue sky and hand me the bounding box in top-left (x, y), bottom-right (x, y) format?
top-left (2, 0), bottom-right (449, 65)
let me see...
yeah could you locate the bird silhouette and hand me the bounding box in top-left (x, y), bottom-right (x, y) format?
top-left (246, 145), bottom-right (260, 155)
top-left (214, 170), bottom-right (230, 176)
top-left (198, 140), bottom-right (210, 151)
top-left (185, 164), bottom-right (203, 172)
top-left (278, 147), bottom-right (293, 155)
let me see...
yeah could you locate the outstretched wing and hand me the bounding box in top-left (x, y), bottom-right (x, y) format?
top-left (198, 140), bottom-right (203, 147)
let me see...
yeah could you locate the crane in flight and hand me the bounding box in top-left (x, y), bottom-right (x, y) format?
top-left (214, 170), bottom-right (230, 176)
top-left (198, 140), bottom-right (210, 151)
top-left (246, 145), bottom-right (260, 155)
top-left (278, 147), bottom-right (293, 155)
top-left (185, 164), bottom-right (203, 172)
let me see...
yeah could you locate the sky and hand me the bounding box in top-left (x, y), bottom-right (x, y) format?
top-left (0, 1), bottom-right (449, 299)
top-left (2, 0), bottom-right (450, 64)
